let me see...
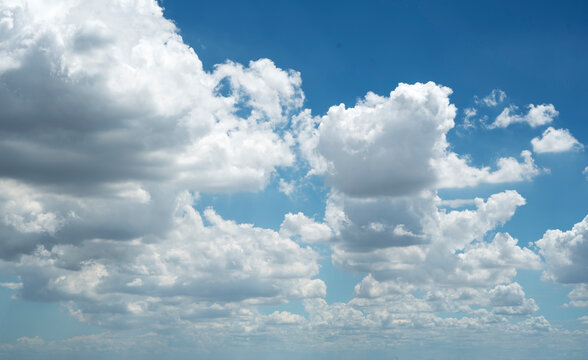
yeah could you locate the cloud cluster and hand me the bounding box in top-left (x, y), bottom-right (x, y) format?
top-left (2, 0), bottom-right (586, 356)
top-left (491, 104), bottom-right (558, 128)
top-left (286, 83), bottom-right (547, 331)
top-left (0, 0), bottom-right (323, 328)
top-left (8, 192), bottom-right (324, 328)
top-left (0, 0), bottom-right (302, 198)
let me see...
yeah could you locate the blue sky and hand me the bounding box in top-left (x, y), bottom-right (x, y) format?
top-left (0, 1), bottom-right (587, 359)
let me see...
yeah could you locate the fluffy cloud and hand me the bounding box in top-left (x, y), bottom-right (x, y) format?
top-left (535, 216), bottom-right (588, 307)
top-left (535, 215), bottom-right (588, 284)
top-left (0, 0), bottom-right (568, 354)
top-left (0, 0), bottom-right (300, 198)
top-left (280, 212), bottom-right (333, 244)
top-left (531, 127), bottom-right (583, 153)
top-left (0, 0), bottom-right (307, 261)
top-left (0, 0), bottom-right (326, 332)
top-left (5, 192), bottom-right (324, 328)
top-left (295, 82), bottom-right (540, 197)
top-left (312, 82), bottom-right (456, 197)
top-left (327, 189), bottom-right (540, 293)
top-left (319, 187), bottom-right (542, 331)
top-left (489, 282), bottom-right (538, 315)
top-left (490, 104), bottom-right (558, 128)
top-left (433, 150), bottom-right (540, 188)
top-left (566, 284), bottom-right (588, 308)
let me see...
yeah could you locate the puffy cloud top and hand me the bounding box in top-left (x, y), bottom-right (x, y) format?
top-left (531, 127), bottom-right (583, 153)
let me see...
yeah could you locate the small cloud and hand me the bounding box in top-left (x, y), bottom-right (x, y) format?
top-left (0, 282), bottom-right (23, 290)
top-left (476, 89), bottom-right (507, 107)
top-left (489, 104), bottom-right (558, 128)
top-left (531, 127), bottom-right (583, 153)
top-left (461, 107), bottom-right (477, 129)
top-left (278, 178), bottom-right (296, 197)
top-left (17, 336), bottom-right (45, 346)
top-left (280, 212), bottom-right (332, 243)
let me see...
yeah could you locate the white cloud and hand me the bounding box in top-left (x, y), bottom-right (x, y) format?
top-left (280, 212), bottom-right (332, 244)
top-left (0, 179), bottom-right (63, 235)
top-left (327, 190), bottom-right (540, 289)
top-left (278, 178), bottom-right (296, 197)
top-left (311, 82), bottom-right (456, 197)
top-left (534, 216), bottom-right (588, 308)
top-left (0, 0), bottom-right (300, 197)
top-left (566, 284), bottom-right (588, 307)
top-left (490, 104), bottom-right (558, 128)
top-left (0, 0), bottom-right (326, 330)
top-left (296, 83), bottom-right (540, 197)
top-left (7, 192), bottom-right (324, 328)
top-left (266, 311), bottom-right (306, 325)
top-left (535, 215), bottom-right (588, 284)
top-left (0, 0), bottom-right (570, 353)
top-left (462, 107), bottom-right (477, 128)
top-left (0, 281), bottom-right (22, 290)
top-left (477, 89), bottom-right (507, 107)
top-left (584, 166), bottom-right (588, 180)
top-left (433, 150), bottom-right (540, 188)
top-left (531, 127), bottom-right (583, 153)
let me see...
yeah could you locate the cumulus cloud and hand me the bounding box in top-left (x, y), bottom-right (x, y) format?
top-left (535, 216), bottom-right (588, 308)
top-left (531, 127), bottom-right (583, 153)
top-left (489, 282), bottom-right (537, 314)
top-left (311, 82), bottom-right (456, 197)
top-left (327, 190), bottom-right (540, 290)
top-left (295, 82), bottom-right (540, 197)
top-left (5, 192), bottom-right (324, 328)
top-left (566, 284), bottom-right (588, 308)
top-left (535, 215), bottom-right (588, 284)
top-left (280, 212), bottom-right (332, 244)
top-left (0, 0), bottom-right (568, 354)
top-left (433, 150), bottom-right (540, 188)
top-left (319, 188), bottom-right (542, 335)
top-left (0, 0), bottom-right (301, 197)
top-left (0, 0), bottom-right (327, 332)
top-left (490, 104), bottom-right (558, 128)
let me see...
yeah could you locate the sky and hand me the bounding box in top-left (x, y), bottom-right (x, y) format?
top-left (0, 0), bottom-right (587, 359)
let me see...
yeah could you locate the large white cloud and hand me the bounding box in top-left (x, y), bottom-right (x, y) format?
top-left (327, 190), bottom-right (539, 282)
top-left (535, 215), bottom-right (588, 284)
top-left (294, 82), bottom-right (540, 197)
top-left (0, 0), bottom-right (325, 332)
top-left (0, 0), bottom-right (300, 197)
top-left (313, 82), bottom-right (455, 197)
top-left (535, 215), bottom-right (588, 308)
top-left (320, 188), bottom-right (542, 328)
top-left (4, 192), bottom-right (324, 328)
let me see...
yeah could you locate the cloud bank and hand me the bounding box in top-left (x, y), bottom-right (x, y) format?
top-left (0, 0), bottom-right (586, 358)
